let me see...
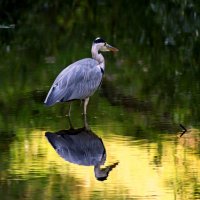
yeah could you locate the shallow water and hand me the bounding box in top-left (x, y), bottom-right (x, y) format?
top-left (0, 95), bottom-right (199, 199)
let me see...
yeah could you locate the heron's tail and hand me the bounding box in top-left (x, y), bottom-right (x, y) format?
top-left (44, 95), bottom-right (55, 106)
top-left (44, 84), bottom-right (70, 106)
top-left (44, 87), bottom-right (56, 106)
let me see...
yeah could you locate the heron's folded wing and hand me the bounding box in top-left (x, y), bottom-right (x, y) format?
top-left (44, 58), bottom-right (102, 105)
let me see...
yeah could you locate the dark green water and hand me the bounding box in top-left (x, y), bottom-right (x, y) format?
top-left (0, 1), bottom-right (200, 199)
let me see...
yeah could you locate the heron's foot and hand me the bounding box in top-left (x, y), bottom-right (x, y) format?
top-left (84, 120), bottom-right (90, 131)
top-left (84, 125), bottom-right (91, 131)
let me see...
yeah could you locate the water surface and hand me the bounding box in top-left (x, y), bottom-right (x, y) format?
top-left (1, 1), bottom-right (200, 199)
top-left (0, 99), bottom-right (199, 200)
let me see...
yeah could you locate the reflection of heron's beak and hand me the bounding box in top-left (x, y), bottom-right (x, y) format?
top-left (94, 162), bottom-right (119, 181)
top-left (106, 44), bottom-right (119, 52)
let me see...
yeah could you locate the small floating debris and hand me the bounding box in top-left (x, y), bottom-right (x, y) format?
top-left (180, 124), bottom-right (187, 137)
top-left (0, 24), bottom-right (15, 29)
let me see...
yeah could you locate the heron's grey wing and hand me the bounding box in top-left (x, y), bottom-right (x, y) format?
top-left (44, 58), bottom-right (103, 106)
top-left (63, 59), bottom-right (103, 101)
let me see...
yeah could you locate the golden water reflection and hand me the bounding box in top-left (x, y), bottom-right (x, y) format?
top-left (4, 128), bottom-right (200, 199)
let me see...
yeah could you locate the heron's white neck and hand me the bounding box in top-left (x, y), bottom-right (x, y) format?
top-left (91, 45), bottom-right (105, 69)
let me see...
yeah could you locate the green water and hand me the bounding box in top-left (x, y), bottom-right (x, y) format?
top-left (0, 1), bottom-right (200, 199)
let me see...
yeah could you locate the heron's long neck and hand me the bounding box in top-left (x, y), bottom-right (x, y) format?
top-left (91, 46), bottom-right (105, 69)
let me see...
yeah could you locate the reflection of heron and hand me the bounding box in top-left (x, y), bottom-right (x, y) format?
top-left (45, 117), bottom-right (118, 181)
top-left (44, 37), bottom-right (118, 115)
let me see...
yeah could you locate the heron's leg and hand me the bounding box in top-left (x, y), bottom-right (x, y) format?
top-left (66, 102), bottom-right (73, 129)
top-left (83, 113), bottom-right (90, 130)
top-left (83, 97), bottom-right (89, 115)
top-left (67, 102), bottom-right (72, 117)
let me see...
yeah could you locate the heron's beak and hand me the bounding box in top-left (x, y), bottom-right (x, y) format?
top-left (106, 44), bottom-right (119, 52)
top-left (100, 43), bottom-right (119, 52)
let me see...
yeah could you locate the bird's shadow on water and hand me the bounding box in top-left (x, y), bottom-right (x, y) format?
top-left (45, 116), bottom-right (119, 181)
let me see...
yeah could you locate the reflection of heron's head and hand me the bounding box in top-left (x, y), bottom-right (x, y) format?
top-left (96, 176), bottom-right (108, 181)
top-left (94, 162), bottom-right (119, 181)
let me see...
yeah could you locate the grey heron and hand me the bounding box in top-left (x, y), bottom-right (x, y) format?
top-left (44, 37), bottom-right (118, 115)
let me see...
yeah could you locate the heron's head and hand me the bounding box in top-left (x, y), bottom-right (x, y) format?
top-left (92, 37), bottom-right (118, 52)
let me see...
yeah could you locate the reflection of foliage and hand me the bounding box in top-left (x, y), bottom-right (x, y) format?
top-left (149, 1), bottom-right (200, 63)
top-left (1, 1), bottom-right (200, 54)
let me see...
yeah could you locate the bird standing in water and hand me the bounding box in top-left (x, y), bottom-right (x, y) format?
top-left (44, 37), bottom-right (118, 115)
